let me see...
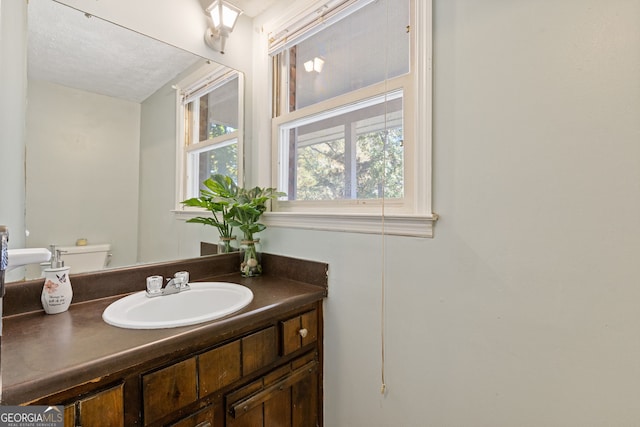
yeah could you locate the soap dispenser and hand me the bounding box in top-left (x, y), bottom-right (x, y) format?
top-left (41, 245), bottom-right (73, 314)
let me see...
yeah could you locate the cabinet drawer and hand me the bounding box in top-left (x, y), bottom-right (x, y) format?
top-left (64, 405), bottom-right (75, 427)
top-left (199, 339), bottom-right (241, 397)
top-left (142, 357), bottom-right (197, 426)
top-left (65, 383), bottom-right (124, 427)
top-left (242, 326), bottom-right (277, 375)
top-left (78, 383), bottom-right (125, 427)
top-left (280, 309), bottom-right (318, 356)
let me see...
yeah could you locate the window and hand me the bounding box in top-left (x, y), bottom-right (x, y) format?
top-left (176, 66), bottom-right (244, 205)
top-left (268, 0), bottom-right (435, 236)
top-left (277, 90), bottom-right (404, 201)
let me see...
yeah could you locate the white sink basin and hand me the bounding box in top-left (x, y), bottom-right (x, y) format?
top-left (102, 282), bottom-right (253, 329)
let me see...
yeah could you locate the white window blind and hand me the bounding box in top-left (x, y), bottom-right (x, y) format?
top-left (180, 69), bottom-right (238, 104)
top-left (267, 0), bottom-right (374, 55)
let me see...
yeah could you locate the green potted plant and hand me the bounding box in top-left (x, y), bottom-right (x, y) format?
top-left (228, 185), bottom-right (285, 277)
top-left (180, 174), bottom-right (239, 253)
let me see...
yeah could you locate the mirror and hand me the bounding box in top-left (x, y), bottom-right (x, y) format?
top-left (14, 0), bottom-right (242, 282)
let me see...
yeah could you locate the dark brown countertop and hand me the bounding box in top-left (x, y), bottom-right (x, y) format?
top-left (1, 254), bottom-right (328, 405)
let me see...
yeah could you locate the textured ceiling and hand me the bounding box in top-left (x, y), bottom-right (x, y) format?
top-left (232, 0), bottom-right (279, 17)
top-left (27, 1), bottom-right (202, 103)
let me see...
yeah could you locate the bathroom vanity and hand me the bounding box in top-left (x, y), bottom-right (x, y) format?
top-left (1, 253), bottom-right (327, 427)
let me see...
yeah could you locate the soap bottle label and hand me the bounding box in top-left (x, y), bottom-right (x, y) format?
top-left (42, 267), bottom-right (73, 314)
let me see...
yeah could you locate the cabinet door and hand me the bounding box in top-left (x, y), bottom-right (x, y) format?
top-left (76, 383), bottom-right (125, 427)
top-left (142, 357), bottom-right (198, 426)
top-left (291, 369), bottom-right (319, 426)
top-left (226, 356), bottom-right (319, 427)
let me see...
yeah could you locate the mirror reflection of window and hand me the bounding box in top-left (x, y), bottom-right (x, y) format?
top-left (180, 70), bottom-right (242, 198)
top-left (198, 79), bottom-right (239, 141)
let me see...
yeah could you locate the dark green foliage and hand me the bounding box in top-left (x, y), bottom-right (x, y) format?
top-left (228, 186), bottom-right (286, 241)
top-left (182, 174), bottom-right (285, 242)
top-left (181, 174), bottom-right (238, 239)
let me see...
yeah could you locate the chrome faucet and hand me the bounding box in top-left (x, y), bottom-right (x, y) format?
top-left (146, 273), bottom-right (191, 298)
top-left (162, 277), bottom-right (185, 295)
top-left (1, 225), bottom-right (8, 298)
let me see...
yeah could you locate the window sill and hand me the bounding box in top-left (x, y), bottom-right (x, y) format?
top-left (174, 209), bottom-right (438, 237)
top-left (263, 212), bottom-right (438, 238)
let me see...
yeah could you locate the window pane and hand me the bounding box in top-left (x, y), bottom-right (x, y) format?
top-left (197, 76), bottom-right (239, 142)
top-left (283, 92), bottom-right (403, 201)
top-left (297, 128), bottom-right (346, 200)
top-left (192, 141), bottom-right (238, 192)
top-left (292, 0), bottom-right (410, 110)
top-left (356, 119), bottom-right (404, 199)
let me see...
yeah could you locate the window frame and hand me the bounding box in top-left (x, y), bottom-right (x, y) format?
top-left (272, 76), bottom-right (413, 214)
top-left (265, 0), bottom-right (436, 237)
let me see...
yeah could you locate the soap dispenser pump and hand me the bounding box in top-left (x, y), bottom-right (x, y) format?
top-left (41, 245), bottom-right (73, 314)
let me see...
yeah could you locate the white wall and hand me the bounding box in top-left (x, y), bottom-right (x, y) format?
top-left (137, 65), bottom-right (218, 264)
top-left (0, 0), bottom-right (27, 276)
top-left (256, 0), bottom-right (640, 426)
top-left (137, 77), bottom-right (180, 263)
top-left (11, 0), bottom-right (639, 425)
top-left (25, 79), bottom-right (140, 271)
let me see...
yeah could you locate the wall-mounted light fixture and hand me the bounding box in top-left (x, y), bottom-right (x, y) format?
top-left (304, 57), bottom-right (325, 73)
top-left (204, 0), bottom-right (242, 54)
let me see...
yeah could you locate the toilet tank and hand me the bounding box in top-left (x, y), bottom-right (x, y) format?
top-left (58, 243), bottom-right (111, 274)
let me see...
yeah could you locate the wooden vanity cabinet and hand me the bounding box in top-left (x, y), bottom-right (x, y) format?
top-left (29, 302), bottom-right (323, 427)
top-left (142, 306), bottom-right (320, 427)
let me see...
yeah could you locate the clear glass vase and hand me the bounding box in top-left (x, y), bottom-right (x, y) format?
top-left (240, 239), bottom-right (262, 277)
top-left (218, 236), bottom-right (237, 254)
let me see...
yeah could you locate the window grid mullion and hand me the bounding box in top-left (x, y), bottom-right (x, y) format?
top-left (345, 121), bottom-right (357, 199)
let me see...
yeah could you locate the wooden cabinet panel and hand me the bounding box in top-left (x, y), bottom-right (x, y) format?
top-left (281, 316), bottom-right (301, 356)
top-left (226, 405), bottom-right (263, 427)
top-left (199, 340), bottom-right (241, 397)
top-left (301, 310), bottom-right (318, 347)
top-left (264, 390), bottom-right (292, 427)
top-left (292, 372), bottom-right (318, 426)
top-left (225, 380), bottom-right (265, 427)
top-left (169, 405), bottom-right (214, 427)
top-left (64, 404), bottom-right (75, 427)
top-left (241, 327), bottom-right (277, 375)
top-left (143, 357), bottom-right (197, 426)
top-left (281, 309), bottom-right (318, 356)
top-left (227, 355), bottom-right (319, 426)
top-left (77, 383), bottom-right (125, 427)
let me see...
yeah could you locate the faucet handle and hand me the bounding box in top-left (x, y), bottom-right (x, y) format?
top-left (146, 275), bottom-right (163, 295)
top-left (174, 271), bottom-right (189, 287)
